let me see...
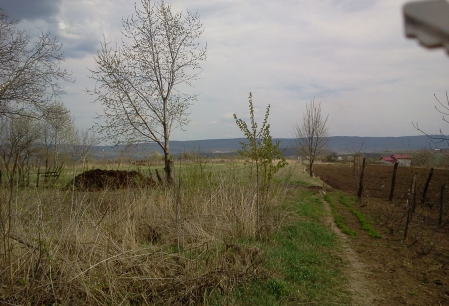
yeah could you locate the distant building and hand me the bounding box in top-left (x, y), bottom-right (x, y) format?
top-left (380, 154), bottom-right (412, 166)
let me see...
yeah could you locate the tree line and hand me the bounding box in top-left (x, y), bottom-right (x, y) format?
top-left (0, 103), bottom-right (100, 185)
top-left (0, 9), bottom-right (100, 185)
top-left (1, 0), bottom-right (331, 185)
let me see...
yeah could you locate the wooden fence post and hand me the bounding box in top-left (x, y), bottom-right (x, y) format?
top-left (357, 157), bottom-right (366, 201)
top-left (421, 167), bottom-right (434, 206)
top-left (439, 184), bottom-right (445, 226)
top-left (389, 162), bottom-right (399, 201)
top-left (404, 173), bottom-right (416, 240)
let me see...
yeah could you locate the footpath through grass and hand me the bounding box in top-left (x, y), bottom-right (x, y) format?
top-left (324, 193), bottom-right (357, 236)
top-left (213, 188), bottom-right (352, 305)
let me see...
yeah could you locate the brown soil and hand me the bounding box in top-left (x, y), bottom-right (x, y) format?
top-left (315, 163), bottom-right (449, 203)
top-left (315, 164), bottom-right (449, 305)
top-left (66, 169), bottom-right (156, 191)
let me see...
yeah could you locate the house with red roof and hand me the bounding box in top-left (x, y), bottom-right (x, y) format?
top-left (380, 154), bottom-right (412, 166)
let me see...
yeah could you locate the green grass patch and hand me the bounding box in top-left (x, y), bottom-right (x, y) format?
top-left (338, 195), bottom-right (382, 238)
top-left (215, 190), bottom-right (352, 305)
top-left (294, 191), bottom-right (326, 222)
top-left (324, 194), bottom-right (357, 236)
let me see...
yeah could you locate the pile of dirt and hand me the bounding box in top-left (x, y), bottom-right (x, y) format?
top-left (67, 169), bottom-right (156, 191)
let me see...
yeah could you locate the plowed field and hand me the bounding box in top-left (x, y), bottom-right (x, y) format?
top-left (315, 164), bottom-right (449, 204)
top-left (314, 164), bottom-right (449, 305)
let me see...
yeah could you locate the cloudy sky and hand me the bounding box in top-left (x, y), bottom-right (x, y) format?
top-left (1, 0), bottom-right (449, 142)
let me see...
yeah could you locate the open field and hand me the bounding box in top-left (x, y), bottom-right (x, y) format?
top-left (316, 164), bottom-right (449, 305)
top-left (7, 160), bottom-right (449, 304)
top-left (0, 160), bottom-right (352, 305)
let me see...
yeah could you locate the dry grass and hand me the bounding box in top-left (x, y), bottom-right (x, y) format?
top-left (0, 161), bottom-right (286, 305)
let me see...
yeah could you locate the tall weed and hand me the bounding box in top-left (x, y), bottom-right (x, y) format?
top-left (0, 160), bottom-right (285, 304)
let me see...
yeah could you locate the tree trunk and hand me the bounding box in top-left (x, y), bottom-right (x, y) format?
top-left (164, 157), bottom-right (173, 183)
top-left (163, 150), bottom-right (173, 184)
top-left (309, 157), bottom-right (314, 177)
top-left (162, 97), bottom-right (173, 184)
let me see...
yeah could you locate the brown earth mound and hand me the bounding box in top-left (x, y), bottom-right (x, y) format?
top-left (67, 169), bottom-right (156, 191)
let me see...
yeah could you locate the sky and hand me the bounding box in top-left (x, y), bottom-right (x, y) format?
top-left (1, 0), bottom-right (449, 142)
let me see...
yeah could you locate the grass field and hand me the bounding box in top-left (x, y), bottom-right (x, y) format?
top-left (219, 189), bottom-right (351, 305)
top-left (0, 159), bottom-right (351, 305)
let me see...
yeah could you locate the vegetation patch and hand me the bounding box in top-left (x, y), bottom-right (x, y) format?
top-left (324, 194), bottom-right (357, 236)
top-left (0, 161), bottom-right (289, 305)
top-left (0, 158), bottom-right (355, 305)
top-left (338, 195), bottom-right (382, 238)
top-left (216, 190), bottom-right (351, 305)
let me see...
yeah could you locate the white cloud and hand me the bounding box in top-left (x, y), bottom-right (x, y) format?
top-left (2, 0), bottom-right (449, 141)
top-left (222, 113), bottom-right (234, 119)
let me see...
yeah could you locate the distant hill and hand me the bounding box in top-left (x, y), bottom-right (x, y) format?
top-left (92, 135), bottom-right (440, 159)
top-left (326, 136), bottom-right (437, 154)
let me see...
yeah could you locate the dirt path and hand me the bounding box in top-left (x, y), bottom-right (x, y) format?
top-left (322, 199), bottom-right (378, 305)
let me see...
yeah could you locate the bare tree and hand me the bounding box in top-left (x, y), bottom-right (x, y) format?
top-left (294, 98), bottom-right (329, 177)
top-left (40, 101), bottom-right (77, 168)
top-left (412, 146), bottom-right (433, 167)
top-left (0, 9), bottom-right (73, 118)
top-left (0, 116), bottom-right (40, 185)
top-left (413, 92), bottom-right (449, 167)
top-left (88, 0), bottom-right (207, 183)
top-left (72, 129), bottom-right (100, 169)
top-left (347, 140), bottom-right (365, 184)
